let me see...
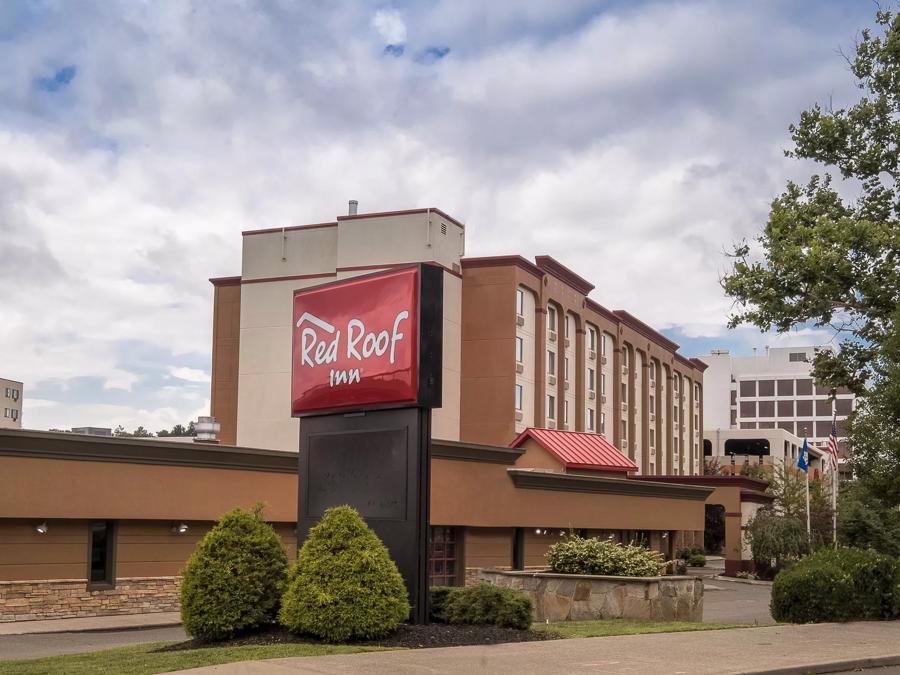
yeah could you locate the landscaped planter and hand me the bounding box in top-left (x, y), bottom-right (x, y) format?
top-left (478, 569), bottom-right (703, 622)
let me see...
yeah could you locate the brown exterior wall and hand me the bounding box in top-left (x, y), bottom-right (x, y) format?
top-left (464, 527), bottom-right (513, 570)
top-left (210, 278), bottom-right (241, 445)
top-left (0, 456), bottom-right (297, 522)
top-left (0, 520), bottom-right (87, 582)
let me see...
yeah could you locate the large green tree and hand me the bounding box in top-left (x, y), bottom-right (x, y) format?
top-left (723, 10), bottom-right (900, 503)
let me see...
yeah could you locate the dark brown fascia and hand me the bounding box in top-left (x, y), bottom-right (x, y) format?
top-left (612, 310), bottom-right (681, 353)
top-left (740, 489), bottom-right (775, 504)
top-left (460, 255), bottom-right (544, 280)
top-left (690, 357), bottom-right (709, 372)
top-left (0, 429), bottom-right (297, 474)
top-left (674, 352), bottom-right (701, 371)
top-left (534, 255), bottom-right (595, 295)
top-left (585, 298), bottom-right (619, 324)
top-left (507, 469), bottom-right (714, 501)
top-left (209, 276), bottom-right (242, 287)
top-left (337, 207), bottom-right (466, 230)
top-left (630, 475), bottom-right (770, 492)
top-left (432, 440), bottom-right (525, 464)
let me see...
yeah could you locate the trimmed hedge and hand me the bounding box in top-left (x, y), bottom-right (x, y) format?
top-left (546, 535), bottom-right (664, 577)
top-left (687, 553), bottom-right (706, 567)
top-left (279, 505), bottom-right (409, 641)
top-left (180, 505), bottom-right (289, 641)
top-left (771, 548), bottom-right (900, 623)
top-left (431, 584), bottom-right (532, 629)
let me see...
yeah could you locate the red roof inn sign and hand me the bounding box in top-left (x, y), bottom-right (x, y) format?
top-left (291, 264), bottom-right (443, 416)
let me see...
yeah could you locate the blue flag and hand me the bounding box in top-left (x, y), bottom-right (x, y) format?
top-left (798, 438), bottom-right (809, 473)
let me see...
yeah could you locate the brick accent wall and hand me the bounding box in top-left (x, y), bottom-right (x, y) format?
top-left (0, 577), bottom-right (181, 622)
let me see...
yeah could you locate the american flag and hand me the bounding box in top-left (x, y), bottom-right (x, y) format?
top-left (827, 420), bottom-right (839, 471)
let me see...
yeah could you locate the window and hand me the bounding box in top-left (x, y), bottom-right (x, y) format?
top-left (429, 526), bottom-right (458, 586)
top-left (740, 401), bottom-right (757, 418)
top-left (621, 382), bottom-right (627, 401)
top-left (600, 412), bottom-right (606, 434)
top-left (758, 380), bottom-right (775, 397)
top-left (588, 327), bottom-right (596, 351)
top-left (694, 383), bottom-right (700, 399)
top-left (649, 462), bottom-right (655, 474)
top-left (564, 357), bottom-right (570, 380)
top-left (588, 368), bottom-right (595, 391)
top-left (515, 337), bottom-right (524, 363)
top-left (515, 385), bottom-right (523, 411)
top-left (564, 401), bottom-right (569, 425)
top-left (620, 420), bottom-right (627, 439)
top-left (789, 352), bottom-right (808, 362)
top-left (565, 315), bottom-right (570, 338)
top-left (758, 400), bottom-right (775, 417)
top-left (588, 408), bottom-right (595, 431)
top-left (796, 379), bottom-right (813, 396)
top-left (739, 380), bottom-right (756, 397)
top-left (622, 349), bottom-right (629, 367)
top-left (777, 400), bottom-right (794, 417)
top-left (601, 373), bottom-right (606, 395)
top-left (547, 396), bottom-right (556, 419)
top-left (673, 406), bottom-right (678, 422)
top-left (694, 413), bottom-right (699, 428)
top-left (649, 362), bottom-right (656, 380)
top-left (673, 376), bottom-right (679, 392)
top-left (649, 394), bottom-right (655, 412)
top-left (601, 333), bottom-right (608, 356)
top-left (547, 306), bottom-right (557, 331)
top-left (547, 351), bottom-right (556, 375)
top-left (777, 379), bottom-right (794, 396)
top-left (516, 288), bottom-right (525, 316)
top-left (88, 521), bottom-right (115, 589)
top-left (650, 428), bottom-right (656, 447)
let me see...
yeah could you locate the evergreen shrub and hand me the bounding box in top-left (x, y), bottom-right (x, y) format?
top-left (438, 584), bottom-right (532, 629)
top-left (279, 505), bottom-right (409, 641)
top-left (771, 548), bottom-right (900, 623)
top-left (687, 553), bottom-right (706, 567)
top-left (546, 535), bottom-right (664, 577)
top-left (180, 505), bottom-right (289, 641)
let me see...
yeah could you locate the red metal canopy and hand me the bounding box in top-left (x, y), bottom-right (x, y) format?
top-left (510, 427), bottom-right (638, 473)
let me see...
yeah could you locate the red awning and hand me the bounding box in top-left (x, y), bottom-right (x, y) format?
top-left (510, 428), bottom-right (638, 473)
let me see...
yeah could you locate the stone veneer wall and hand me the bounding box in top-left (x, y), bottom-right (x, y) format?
top-left (0, 577), bottom-right (181, 622)
top-left (479, 569), bottom-right (702, 622)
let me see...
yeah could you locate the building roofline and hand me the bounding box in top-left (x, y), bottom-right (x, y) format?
top-left (534, 255), bottom-right (595, 295)
top-left (613, 310), bottom-right (681, 353)
top-left (690, 357), bottom-right (709, 372)
top-left (432, 439), bottom-right (524, 465)
top-left (209, 276), bottom-right (242, 287)
top-left (336, 207), bottom-right (465, 230)
top-left (0, 429), bottom-right (297, 474)
top-left (241, 222), bottom-right (337, 237)
top-left (630, 474), bottom-right (770, 492)
top-left (584, 298), bottom-right (619, 324)
top-left (507, 469), bottom-right (714, 500)
top-left (461, 255), bottom-right (544, 279)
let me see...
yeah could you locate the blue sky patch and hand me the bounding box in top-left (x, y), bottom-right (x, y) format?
top-left (35, 65), bottom-right (77, 92)
top-left (383, 44), bottom-right (404, 57)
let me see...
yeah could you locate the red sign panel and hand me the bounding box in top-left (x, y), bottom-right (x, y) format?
top-left (291, 267), bottom-right (421, 415)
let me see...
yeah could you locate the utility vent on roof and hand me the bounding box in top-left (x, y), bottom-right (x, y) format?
top-left (440, 222), bottom-right (447, 235)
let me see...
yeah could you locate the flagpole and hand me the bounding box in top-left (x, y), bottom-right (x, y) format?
top-left (832, 413), bottom-right (838, 550)
top-left (806, 469), bottom-right (811, 539)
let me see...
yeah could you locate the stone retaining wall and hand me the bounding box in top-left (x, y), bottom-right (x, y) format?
top-left (0, 577), bottom-right (181, 622)
top-left (479, 569), bottom-right (702, 622)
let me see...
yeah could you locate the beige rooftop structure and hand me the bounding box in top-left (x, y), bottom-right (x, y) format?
top-left (704, 427), bottom-right (831, 479)
top-left (0, 378), bottom-right (22, 430)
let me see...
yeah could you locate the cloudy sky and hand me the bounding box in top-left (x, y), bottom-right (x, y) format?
top-left (0, 1), bottom-right (874, 432)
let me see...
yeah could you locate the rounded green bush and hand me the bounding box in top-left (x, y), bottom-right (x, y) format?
top-left (279, 505), bottom-right (409, 642)
top-left (687, 553), bottom-right (706, 567)
top-left (546, 535), bottom-right (664, 577)
top-left (771, 548), bottom-right (900, 623)
top-left (440, 584), bottom-right (533, 629)
top-left (180, 505), bottom-right (289, 641)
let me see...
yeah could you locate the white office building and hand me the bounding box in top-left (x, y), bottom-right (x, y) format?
top-left (702, 346), bottom-right (853, 460)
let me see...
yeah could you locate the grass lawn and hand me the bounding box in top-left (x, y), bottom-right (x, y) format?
top-left (533, 619), bottom-right (748, 639)
top-left (0, 641), bottom-right (394, 675)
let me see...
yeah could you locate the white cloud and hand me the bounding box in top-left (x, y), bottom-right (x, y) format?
top-left (0, 0), bottom-right (876, 431)
top-left (168, 367), bottom-right (211, 384)
top-left (372, 8), bottom-right (407, 44)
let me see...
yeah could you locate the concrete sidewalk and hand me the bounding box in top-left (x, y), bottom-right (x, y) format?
top-left (183, 622), bottom-right (900, 675)
top-left (0, 611), bottom-right (181, 635)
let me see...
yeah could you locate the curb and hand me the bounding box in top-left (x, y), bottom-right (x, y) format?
top-left (0, 619), bottom-right (182, 636)
top-left (714, 575), bottom-right (774, 587)
top-left (742, 653), bottom-right (900, 675)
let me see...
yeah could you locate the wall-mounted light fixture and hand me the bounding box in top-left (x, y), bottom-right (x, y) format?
top-left (171, 522), bottom-right (189, 534)
top-left (35, 521), bottom-right (48, 535)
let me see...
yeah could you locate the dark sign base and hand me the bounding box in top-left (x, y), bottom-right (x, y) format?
top-left (297, 407), bottom-right (431, 624)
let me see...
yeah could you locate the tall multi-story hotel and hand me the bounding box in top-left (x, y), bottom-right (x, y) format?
top-left (0, 378), bottom-right (23, 430)
top-left (210, 206), bottom-right (707, 477)
top-left (702, 346), bottom-right (854, 459)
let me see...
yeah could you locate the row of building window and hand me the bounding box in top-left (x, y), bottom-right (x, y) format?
top-left (3, 408), bottom-right (19, 420)
top-left (735, 378), bottom-right (852, 398)
top-left (737, 398), bottom-right (852, 418)
top-left (4, 387), bottom-right (19, 401)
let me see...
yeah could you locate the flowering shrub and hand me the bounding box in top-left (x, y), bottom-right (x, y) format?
top-left (546, 536), bottom-right (664, 577)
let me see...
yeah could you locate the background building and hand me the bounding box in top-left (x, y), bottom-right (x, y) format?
top-left (704, 427), bottom-right (830, 479)
top-left (210, 206), bottom-right (708, 477)
top-left (702, 346), bottom-right (854, 463)
top-left (1, 378), bottom-right (23, 430)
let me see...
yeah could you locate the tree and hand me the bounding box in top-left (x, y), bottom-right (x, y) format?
top-left (722, 9), bottom-right (900, 395)
top-left (131, 426), bottom-right (152, 437)
top-left (113, 425), bottom-right (131, 437)
top-left (838, 481), bottom-right (900, 556)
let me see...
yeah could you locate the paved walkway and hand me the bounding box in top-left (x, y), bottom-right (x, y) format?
top-left (702, 577), bottom-right (774, 625)
top-left (183, 622), bottom-right (900, 674)
top-left (0, 625), bottom-right (189, 661)
top-left (0, 611), bottom-right (181, 635)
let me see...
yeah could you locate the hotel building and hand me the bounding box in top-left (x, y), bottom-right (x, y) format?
top-left (210, 207), bottom-right (708, 477)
